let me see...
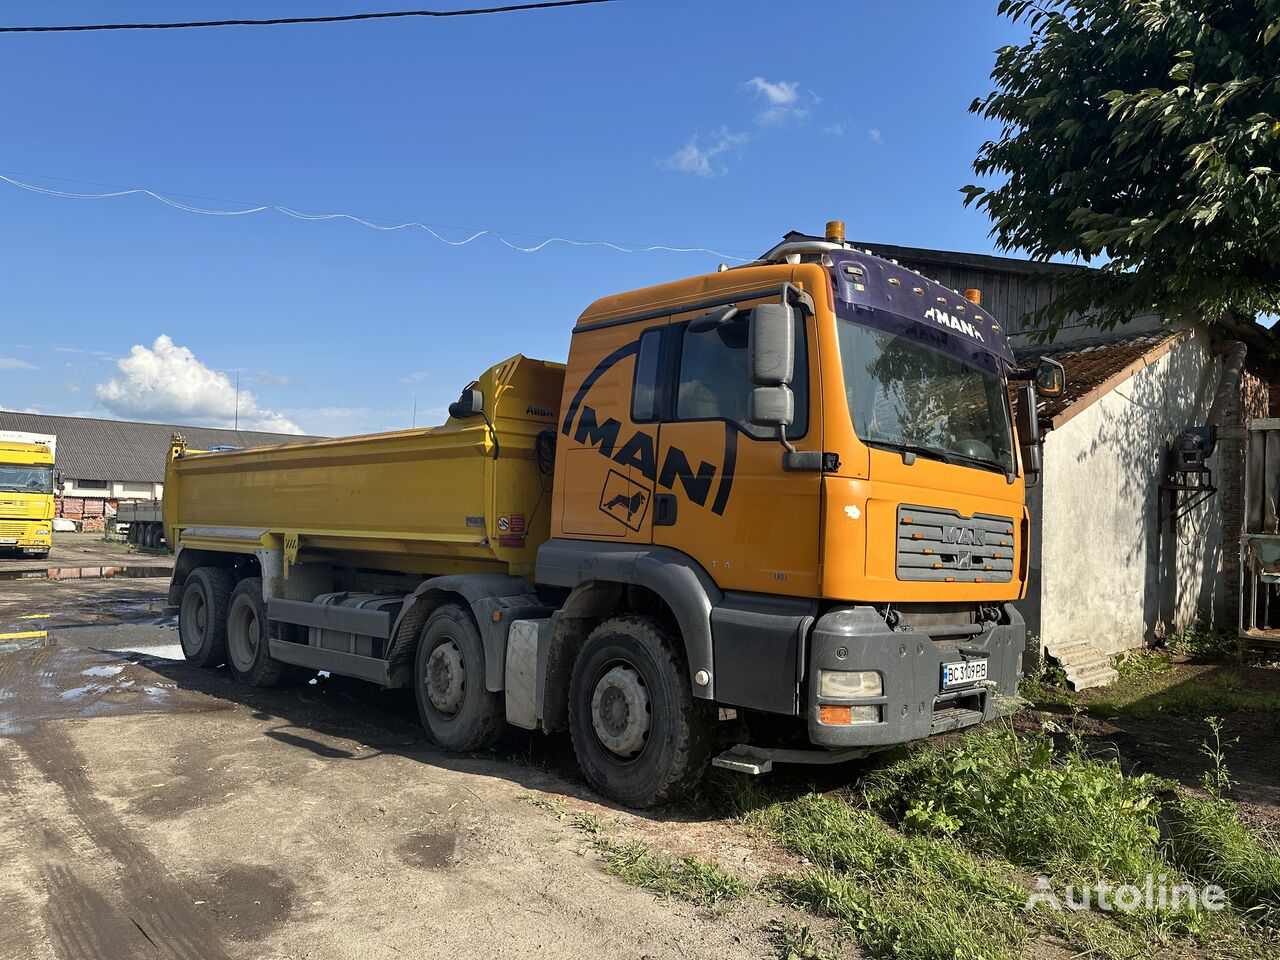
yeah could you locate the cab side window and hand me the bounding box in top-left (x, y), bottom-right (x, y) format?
top-left (674, 313), bottom-right (808, 439)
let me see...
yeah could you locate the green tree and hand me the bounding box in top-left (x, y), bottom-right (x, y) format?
top-left (965, 0), bottom-right (1280, 337)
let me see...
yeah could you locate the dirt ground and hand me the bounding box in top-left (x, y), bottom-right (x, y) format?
top-left (0, 542), bottom-right (797, 960)
top-left (0, 531), bottom-right (169, 575)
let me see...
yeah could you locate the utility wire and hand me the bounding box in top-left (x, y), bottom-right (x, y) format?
top-left (0, 171), bottom-right (752, 261)
top-left (0, 0), bottom-right (614, 34)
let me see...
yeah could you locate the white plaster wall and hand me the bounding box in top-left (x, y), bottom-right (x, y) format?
top-left (1037, 330), bottom-right (1225, 656)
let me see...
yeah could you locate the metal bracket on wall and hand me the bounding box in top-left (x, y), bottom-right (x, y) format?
top-left (1159, 472), bottom-right (1216, 529)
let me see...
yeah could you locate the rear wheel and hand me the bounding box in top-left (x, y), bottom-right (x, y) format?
top-left (568, 615), bottom-right (714, 808)
top-left (178, 567), bottom-right (233, 668)
top-left (226, 578), bottom-right (289, 686)
top-left (414, 604), bottom-right (504, 752)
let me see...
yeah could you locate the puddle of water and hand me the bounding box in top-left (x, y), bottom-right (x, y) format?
top-left (0, 637), bottom-right (52, 653)
top-left (82, 664), bottom-right (125, 678)
top-left (113, 643), bottom-right (185, 661)
top-left (0, 565), bottom-right (171, 583)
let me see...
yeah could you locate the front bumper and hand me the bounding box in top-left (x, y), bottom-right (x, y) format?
top-left (0, 521), bottom-right (52, 552)
top-left (806, 604), bottom-right (1024, 748)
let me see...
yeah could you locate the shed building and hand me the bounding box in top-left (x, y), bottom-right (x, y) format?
top-left (0, 411), bottom-right (320, 530)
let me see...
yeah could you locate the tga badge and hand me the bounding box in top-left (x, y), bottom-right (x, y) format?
top-left (599, 469), bottom-right (649, 531)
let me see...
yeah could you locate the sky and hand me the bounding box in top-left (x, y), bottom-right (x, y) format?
top-left (0, 0), bottom-right (1030, 437)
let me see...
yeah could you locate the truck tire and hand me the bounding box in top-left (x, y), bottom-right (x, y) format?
top-left (414, 604), bottom-right (504, 752)
top-left (226, 578), bottom-right (289, 687)
top-left (568, 615), bottom-right (715, 808)
top-left (178, 567), bottom-right (233, 668)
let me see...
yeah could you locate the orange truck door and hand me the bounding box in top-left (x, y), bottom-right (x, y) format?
top-left (555, 321), bottom-right (664, 544)
top-left (649, 302), bottom-right (822, 598)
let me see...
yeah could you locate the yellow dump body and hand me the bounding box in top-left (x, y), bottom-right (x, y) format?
top-left (165, 355), bottom-right (565, 578)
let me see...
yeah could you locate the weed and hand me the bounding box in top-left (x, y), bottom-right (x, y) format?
top-left (766, 919), bottom-right (841, 960)
top-left (1115, 648), bottom-right (1174, 679)
top-left (571, 811), bottom-right (613, 836)
top-left (1167, 618), bottom-right (1237, 660)
top-left (597, 838), bottom-right (749, 907)
top-left (1162, 721), bottom-right (1280, 920)
top-left (864, 726), bottom-right (1166, 885)
top-left (520, 794), bottom-right (567, 820)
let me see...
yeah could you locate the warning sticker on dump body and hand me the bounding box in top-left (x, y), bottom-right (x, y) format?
top-left (497, 514), bottom-right (526, 534)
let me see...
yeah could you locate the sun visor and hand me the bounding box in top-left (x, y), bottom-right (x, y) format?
top-left (827, 250), bottom-right (1016, 373)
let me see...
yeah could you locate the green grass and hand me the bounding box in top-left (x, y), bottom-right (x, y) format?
top-left (1167, 619), bottom-right (1239, 660)
top-left (1020, 649), bottom-right (1280, 719)
top-left (718, 721), bottom-right (1280, 959)
top-left (597, 838), bottom-right (749, 906)
top-left (764, 794), bottom-right (1033, 960)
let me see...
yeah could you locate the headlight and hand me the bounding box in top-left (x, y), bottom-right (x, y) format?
top-left (35, 529), bottom-right (50, 536)
top-left (818, 669), bottom-right (883, 699)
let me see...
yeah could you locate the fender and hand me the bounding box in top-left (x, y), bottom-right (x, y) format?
top-left (385, 573), bottom-right (548, 690)
top-left (535, 538), bottom-right (723, 699)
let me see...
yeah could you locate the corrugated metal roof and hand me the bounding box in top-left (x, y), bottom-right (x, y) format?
top-left (0, 410), bottom-right (323, 483)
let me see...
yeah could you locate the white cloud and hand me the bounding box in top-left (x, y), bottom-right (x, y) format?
top-left (0, 357), bottom-right (38, 370)
top-left (663, 127), bottom-right (750, 178)
top-left (823, 121), bottom-right (848, 136)
top-left (742, 76), bottom-right (798, 106)
top-left (401, 370), bottom-right (429, 384)
top-left (95, 335), bottom-right (304, 434)
top-left (741, 76), bottom-right (813, 125)
top-left (869, 128), bottom-right (884, 144)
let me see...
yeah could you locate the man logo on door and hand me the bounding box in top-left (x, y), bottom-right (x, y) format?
top-left (599, 469), bottom-right (650, 531)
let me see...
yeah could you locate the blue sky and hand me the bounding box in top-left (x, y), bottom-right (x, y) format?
top-left (0, 0), bottom-right (1029, 436)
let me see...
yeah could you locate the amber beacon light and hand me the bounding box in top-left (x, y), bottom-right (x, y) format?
top-left (964, 288), bottom-right (983, 305)
top-left (825, 220), bottom-right (846, 243)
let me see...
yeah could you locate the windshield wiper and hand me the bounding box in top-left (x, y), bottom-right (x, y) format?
top-left (866, 439), bottom-right (1011, 476)
top-left (946, 451), bottom-right (1011, 475)
top-left (864, 438), bottom-right (954, 464)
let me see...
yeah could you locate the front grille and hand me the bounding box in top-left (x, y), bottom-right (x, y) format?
top-left (896, 504), bottom-right (1014, 583)
top-left (0, 521), bottom-right (29, 537)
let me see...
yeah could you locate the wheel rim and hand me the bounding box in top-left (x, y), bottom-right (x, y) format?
top-left (425, 640), bottom-right (465, 716)
top-left (590, 662), bottom-right (651, 760)
top-left (228, 599), bottom-right (259, 673)
top-left (181, 588), bottom-right (206, 655)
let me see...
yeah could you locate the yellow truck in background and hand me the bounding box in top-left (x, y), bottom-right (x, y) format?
top-left (0, 440), bottom-right (56, 559)
top-left (164, 223), bottom-right (1065, 807)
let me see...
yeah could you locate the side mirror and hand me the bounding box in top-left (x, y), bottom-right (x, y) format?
top-left (1035, 357), bottom-right (1066, 397)
top-left (749, 385), bottom-right (794, 429)
top-left (448, 387), bottom-right (484, 419)
top-left (1014, 385), bottom-right (1042, 483)
top-left (749, 303), bottom-right (795, 387)
top-left (55, 472), bottom-right (65, 492)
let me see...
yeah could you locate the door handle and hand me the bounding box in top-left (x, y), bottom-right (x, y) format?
top-left (653, 494), bottom-right (677, 526)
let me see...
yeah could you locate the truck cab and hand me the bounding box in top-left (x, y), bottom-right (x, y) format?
top-left (0, 441), bottom-right (56, 559)
top-left (536, 223), bottom-right (1058, 797)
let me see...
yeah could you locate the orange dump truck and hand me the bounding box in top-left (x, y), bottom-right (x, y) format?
top-left (164, 223), bottom-right (1063, 807)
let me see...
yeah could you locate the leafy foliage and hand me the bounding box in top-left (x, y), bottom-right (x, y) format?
top-left (966, 0), bottom-right (1280, 336)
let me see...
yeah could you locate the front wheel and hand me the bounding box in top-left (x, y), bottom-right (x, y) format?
top-left (414, 604), bottom-right (504, 752)
top-left (568, 615), bottom-right (715, 808)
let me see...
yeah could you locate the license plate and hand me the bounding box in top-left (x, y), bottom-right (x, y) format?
top-left (0, 539), bottom-right (16, 545)
top-left (941, 658), bottom-right (987, 689)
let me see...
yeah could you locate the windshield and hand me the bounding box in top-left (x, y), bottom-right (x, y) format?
top-left (0, 464), bottom-right (55, 494)
top-left (836, 317), bottom-right (1015, 474)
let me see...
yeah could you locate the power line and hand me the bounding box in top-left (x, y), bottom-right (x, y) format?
top-left (0, 0), bottom-right (615, 34)
top-left (0, 171), bottom-right (752, 261)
